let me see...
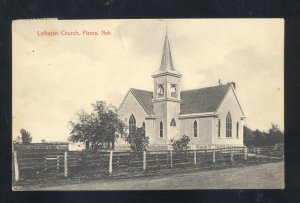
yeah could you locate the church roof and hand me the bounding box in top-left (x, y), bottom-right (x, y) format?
top-left (130, 84), bottom-right (232, 115)
top-left (180, 84), bottom-right (230, 114)
top-left (130, 88), bottom-right (154, 114)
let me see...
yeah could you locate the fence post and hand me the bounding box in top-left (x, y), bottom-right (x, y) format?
top-left (57, 155), bottom-right (60, 170)
top-left (166, 152), bottom-right (169, 165)
top-left (64, 151), bottom-right (68, 177)
top-left (230, 148), bottom-right (233, 162)
top-left (44, 156), bottom-right (47, 171)
top-left (194, 150), bottom-right (197, 165)
top-left (213, 149), bottom-right (216, 163)
top-left (13, 151), bottom-right (19, 182)
top-left (170, 150), bottom-right (173, 168)
top-left (116, 153), bottom-right (119, 171)
top-left (143, 151), bottom-right (146, 171)
top-left (244, 147), bottom-right (248, 160)
top-left (257, 147), bottom-right (260, 159)
top-left (109, 151), bottom-right (113, 175)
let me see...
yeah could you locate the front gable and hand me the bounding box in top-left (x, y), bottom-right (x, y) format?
top-left (118, 90), bottom-right (151, 115)
top-left (214, 85), bottom-right (245, 146)
top-left (215, 85), bottom-right (245, 118)
top-left (117, 90), bottom-right (149, 127)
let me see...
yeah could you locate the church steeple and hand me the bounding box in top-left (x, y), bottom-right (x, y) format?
top-left (152, 31), bottom-right (182, 77)
top-left (160, 34), bottom-right (175, 71)
top-left (152, 30), bottom-right (182, 102)
top-left (152, 28), bottom-right (182, 144)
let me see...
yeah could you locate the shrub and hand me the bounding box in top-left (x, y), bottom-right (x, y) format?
top-left (170, 135), bottom-right (190, 151)
top-left (124, 127), bottom-right (149, 151)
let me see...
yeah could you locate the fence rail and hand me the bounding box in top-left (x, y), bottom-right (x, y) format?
top-left (12, 146), bottom-right (284, 182)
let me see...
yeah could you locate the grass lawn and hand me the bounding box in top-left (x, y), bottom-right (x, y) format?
top-left (17, 161), bottom-right (284, 190)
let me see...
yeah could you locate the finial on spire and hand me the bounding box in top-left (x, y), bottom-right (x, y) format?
top-left (166, 22), bottom-right (168, 36)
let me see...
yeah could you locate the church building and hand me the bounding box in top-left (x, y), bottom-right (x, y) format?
top-left (116, 32), bottom-right (246, 150)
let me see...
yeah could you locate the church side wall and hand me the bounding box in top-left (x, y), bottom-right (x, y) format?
top-left (214, 87), bottom-right (244, 147)
top-left (116, 92), bottom-right (149, 150)
top-left (179, 117), bottom-right (213, 148)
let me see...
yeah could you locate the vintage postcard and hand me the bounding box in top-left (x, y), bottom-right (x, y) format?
top-left (12, 19), bottom-right (284, 190)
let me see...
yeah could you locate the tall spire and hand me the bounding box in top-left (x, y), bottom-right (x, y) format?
top-left (160, 31), bottom-right (175, 71)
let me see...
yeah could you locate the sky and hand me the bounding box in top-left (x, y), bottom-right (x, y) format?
top-left (12, 19), bottom-right (284, 142)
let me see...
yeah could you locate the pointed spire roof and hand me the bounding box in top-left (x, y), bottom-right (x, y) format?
top-left (152, 30), bottom-right (182, 77)
top-left (160, 34), bottom-right (175, 71)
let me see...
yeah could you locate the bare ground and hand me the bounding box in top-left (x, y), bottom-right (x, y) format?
top-left (19, 161), bottom-right (284, 190)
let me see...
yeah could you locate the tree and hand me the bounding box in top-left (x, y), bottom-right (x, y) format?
top-left (69, 101), bottom-right (126, 151)
top-left (244, 126), bottom-right (254, 146)
top-left (266, 123), bottom-right (284, 145)
top-left (253, 129), bottom-right (265, 146)
top-left (20, 128), bottom-right (32, 144)
top-left (244, 123), bottom-right (284, 147)
top-left (124, 127), bottom-right (149, 151)
top-left (170, 135), bottom-right (190, 151)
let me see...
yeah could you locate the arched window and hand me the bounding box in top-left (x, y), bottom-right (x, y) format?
top-left (226, 112), bottom-right (232, 137)
top-left (218, 119), bottom-right (221, 137)
top-left (129, 114), bottom-right (136, 133)
top-left (160, 122), bottom-right (164, 138)
top-left (170, 118), bottom-right (176, 126)
top-left (142, 122), bottom-right (145, 130)
top-left (193, 120), bottom-right (198, 138)
top-left (170, 84), bottom-right (177, 98)
top-left (236, 122), bottom-right (239, 138)
top-left (157, 84), bottom-right (164, 98)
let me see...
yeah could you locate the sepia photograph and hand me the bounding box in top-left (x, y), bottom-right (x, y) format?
top-left (12, 19), bottom-right (284, 190)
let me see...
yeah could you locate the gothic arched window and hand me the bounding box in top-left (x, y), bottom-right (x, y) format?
top-left (193, 120), bottom-right (198, 138)
top-left (160, 121), bottom-right (164, 138)
top-left (129, 114), bottom-right (136, 134)
top-left (226, 112), bottom-right (232, 138)
top-left (218, 119), bottom-right (221, 138)
top-left (236, 122), bottom-right (239, 138)
top-left (170, 118), bottom-right (176, 126)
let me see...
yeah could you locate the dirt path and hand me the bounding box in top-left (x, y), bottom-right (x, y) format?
top-left (22, 161), bottom-right (284, 190)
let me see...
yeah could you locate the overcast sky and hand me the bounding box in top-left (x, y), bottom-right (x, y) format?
top-left (12, 19), bottom-right (284, 142)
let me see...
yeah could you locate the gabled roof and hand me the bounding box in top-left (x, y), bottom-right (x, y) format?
top-left (130, 88), bottom-right (154, 114)
top-left (127, 84), bottom-right (234, 115)
top-left (180, 84), bottom-right (230, 114)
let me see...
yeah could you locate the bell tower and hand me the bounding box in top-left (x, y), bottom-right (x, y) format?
top-left (152, 31), bottom-right (182, 145)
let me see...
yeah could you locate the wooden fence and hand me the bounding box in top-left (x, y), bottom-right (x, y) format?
top-left (12, 146), bottom-right (284, 182)
top-left (14, 144), bottom-right (68, 151)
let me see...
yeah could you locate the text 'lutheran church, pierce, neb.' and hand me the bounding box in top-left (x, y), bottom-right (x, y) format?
top-left (116, 31), bottom-right (246, 150)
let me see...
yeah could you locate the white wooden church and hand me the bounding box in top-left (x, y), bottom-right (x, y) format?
top-left (116, 32), bottom-right (246, 150)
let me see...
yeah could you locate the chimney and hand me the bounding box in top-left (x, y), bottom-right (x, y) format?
top-left (228, 82), bottom-right (236, 89)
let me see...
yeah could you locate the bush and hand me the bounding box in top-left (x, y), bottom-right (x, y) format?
top-left (124, 127), bottom-right (149, 151)
top-left (170, 135), bottom-right (190, 151)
